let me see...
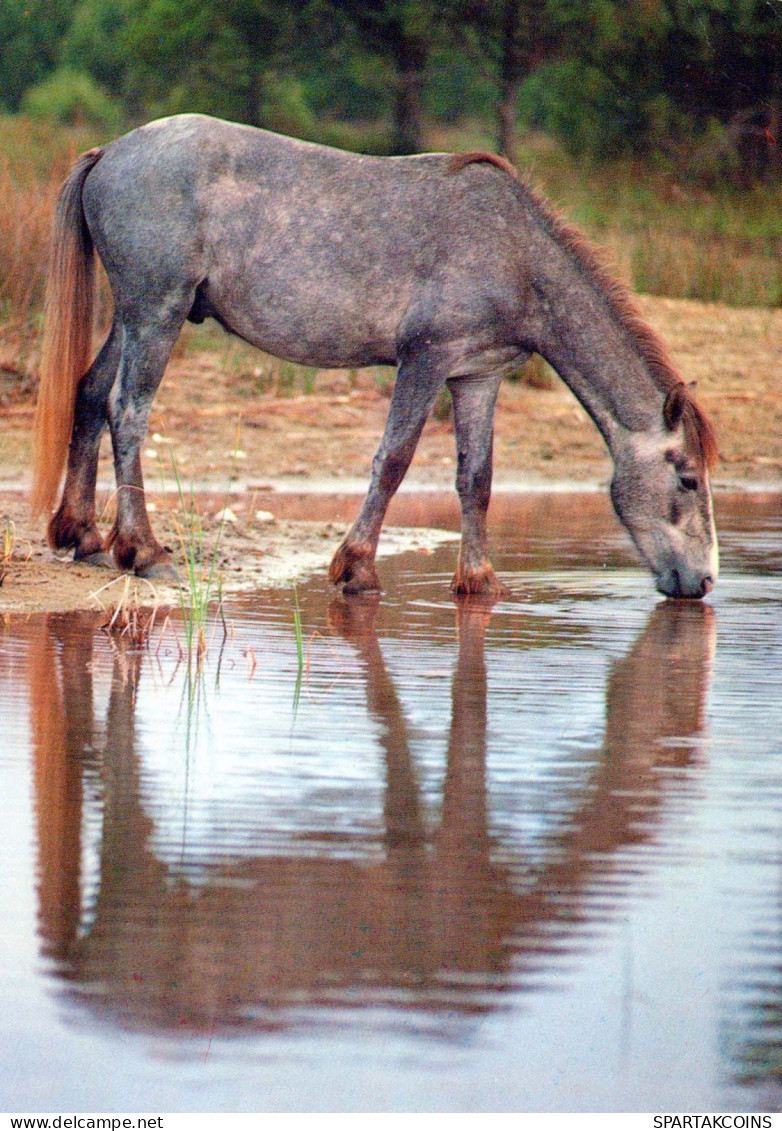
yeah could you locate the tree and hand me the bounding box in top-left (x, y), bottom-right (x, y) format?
top-left (328, 1), bottom-right (444, 153)
top-left (668, 0), bottom-right (782, 181)
top-left (456, 0), bottom-right (568, 163)
top-left (0, 0), bottom-right (77, 112)
top-left (122, 0), bottom-right (300, 128)
top-left (586, 0), bottom-right (782, 180)
top-left (61, 0), bottom-right (134, 99)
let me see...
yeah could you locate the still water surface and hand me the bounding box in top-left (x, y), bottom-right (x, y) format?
top-left (1, 491), bottom-right (781, 1113)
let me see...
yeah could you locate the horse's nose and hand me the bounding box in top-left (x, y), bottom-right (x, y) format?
top-left (685, 572), bottom-right (715, 600)
top-left (656, 570), bottom-right (714, 600)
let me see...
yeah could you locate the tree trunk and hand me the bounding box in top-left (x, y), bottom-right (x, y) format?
top-left (246, 64), bottom-right (263, 128)
top-left (768, 47), bottom-right (782, 180)
top-left (393, 42), bottom-right (427, 154)
top-left (496, 0), bottom-right (531, 166)
top-left (497, 74), bottom-right (520, 165)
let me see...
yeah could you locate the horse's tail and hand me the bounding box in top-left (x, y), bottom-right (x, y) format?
top-left (31, 147), bottom-right (103, 517)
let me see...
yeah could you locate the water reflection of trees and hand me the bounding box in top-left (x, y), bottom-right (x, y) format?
top-left (724, 879), bottom-right (782, 1099)
top-left (25, 599), bottom-right (717, 1038)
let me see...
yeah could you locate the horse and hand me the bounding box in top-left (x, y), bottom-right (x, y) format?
top-left (32, 113), bottom-right (719, 599)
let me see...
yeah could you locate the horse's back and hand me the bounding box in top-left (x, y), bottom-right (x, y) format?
top-left (80, 114), bottom-right (527, 367)
top-left (84, 112), bottom-right (522, 265)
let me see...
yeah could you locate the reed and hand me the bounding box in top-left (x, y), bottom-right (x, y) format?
top-left (292, 581), bottom-right (305, 716)
top-left (89, 573), bottom-right (162, 649)
top-left (0, 517), bottom-right (13, 586)
top-left (169, 457), bottom-right (227, 666)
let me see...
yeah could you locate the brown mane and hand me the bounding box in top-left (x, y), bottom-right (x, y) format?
top-left (523, 183), bottom-right (719, 471)
top-left (450, 151), bottom-right (718, 471)
top-left (448, 150), bottom-right (518, 180)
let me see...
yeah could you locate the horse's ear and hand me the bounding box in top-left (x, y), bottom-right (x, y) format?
top-left (663, 384), bottom-right (688, 431)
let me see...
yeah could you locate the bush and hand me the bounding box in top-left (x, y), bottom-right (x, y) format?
top-left (258, 73), bottom-right (317, 139)
top-left (21, 67), bottom-right (123, 132)
top-left (685, 118), bottom-right (742, 186)
top-left (424, 46), bottom-right (495, 124)
top-left (518, 61), bottom-right (638, 160)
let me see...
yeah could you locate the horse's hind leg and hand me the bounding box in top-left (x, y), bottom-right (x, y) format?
top-left (448, 374), bottom-right (508, 598)
top-left (105, 312), bottom-right (188, 578)
top-left (329, 350), bottom-right (447, 594)
top-left (49, 323), bottom-right (121, 565)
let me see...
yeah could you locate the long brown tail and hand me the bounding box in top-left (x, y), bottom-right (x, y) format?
top-left (31, 147), bottom-right (103, 517)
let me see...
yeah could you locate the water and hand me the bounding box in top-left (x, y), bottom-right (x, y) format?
top-left (1, 491), bottom-right (780, 1113)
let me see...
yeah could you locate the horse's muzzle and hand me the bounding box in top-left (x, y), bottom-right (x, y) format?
top-left (656, 568), bottom-right (715, 600)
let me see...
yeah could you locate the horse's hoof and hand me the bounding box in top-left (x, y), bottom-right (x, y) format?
top-left (75, 550), bottom-right (115, 569)
top-left (328, 539), bottom-right (383, 594)
top-left (136, 559), bottom-right (179, 583)
top-left (451, 568), bottom-right (510, 601)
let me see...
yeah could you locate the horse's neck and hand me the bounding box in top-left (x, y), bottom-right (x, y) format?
top-left (526, 227), bottom-right (665, 454)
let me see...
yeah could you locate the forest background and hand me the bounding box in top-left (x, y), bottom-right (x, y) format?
top-left (3, 0), bottom-right (781, 175)
top-left (0, 0), bottom-right (780, 331)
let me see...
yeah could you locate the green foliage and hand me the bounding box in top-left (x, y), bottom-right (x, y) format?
top-left (21, 66), bottom-right (123, 131)
top-left (303, 36), bottom-right (394, 122)
top-left (329, 0), bottom-right (447, 152)
top-left (0, 0), bottom-right (77, 112)
top-left (60, 0), bottom-right (134, 98)
top-left (424, 44), bottom-right (496, 122)
top-left (519, 60), bottom-right (627, 158)
top-left (0, 0), bottom-right (780, 181)
top-left (257, 73), bottom-right (317, 138)
top-left (121, 0), bottom-right (302, 127)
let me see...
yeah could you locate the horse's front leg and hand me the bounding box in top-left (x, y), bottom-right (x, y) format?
top-left (48, 325), bottom-right (121, 566)
top-left (448, 374), bottom-right (509, 598)
top-left (330, 351), bottom-right (446, 594)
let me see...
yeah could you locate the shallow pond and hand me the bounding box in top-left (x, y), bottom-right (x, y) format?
top-left (1, 491), bottom-right (781, 1113)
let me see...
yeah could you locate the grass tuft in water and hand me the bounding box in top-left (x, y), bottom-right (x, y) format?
top-left (0, 517), bottom-right (14, 586)
top-left (169, 455), bottom-right (228, 670)
top-left (89, 574), bottom-right (161, 649)
top-left (0, 516), bottom-right (32, 587)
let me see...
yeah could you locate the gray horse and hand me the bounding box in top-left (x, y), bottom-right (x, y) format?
top-left (32, 113), bottom-right (719, 598)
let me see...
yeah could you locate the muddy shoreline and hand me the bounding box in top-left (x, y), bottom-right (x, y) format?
top-left (0, 484), bottom-right (463, 615)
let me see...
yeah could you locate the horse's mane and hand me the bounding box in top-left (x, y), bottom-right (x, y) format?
top-left (449, 150), bottom-right (519, 180)
top-left (450, 151), bottom-right (719, 472)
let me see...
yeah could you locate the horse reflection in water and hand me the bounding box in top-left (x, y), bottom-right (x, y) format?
top-left (25, 600), bottom-right (715, 1034)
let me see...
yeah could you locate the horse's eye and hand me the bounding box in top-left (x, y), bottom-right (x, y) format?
top-left (679, 474), bottom-right (698, 492)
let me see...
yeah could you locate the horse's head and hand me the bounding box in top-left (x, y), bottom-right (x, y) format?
top-left (610, 385), bottom-right (719, 599)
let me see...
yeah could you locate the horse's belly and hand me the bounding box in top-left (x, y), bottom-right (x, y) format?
top-left (205, 275), bottom-right (402, 368)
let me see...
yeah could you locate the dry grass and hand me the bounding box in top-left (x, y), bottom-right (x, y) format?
top-left (89, 573), bottom-right (164, 649)
top-left (515, 134), bottom-right (782, 309)
top-left (627, 231), bottom-right (781, 308)
top-left (0, 116), bottom-right (108, 375)
top-left (0, 157), bottom-right (55, 324)
top-left (0, 119), bottom-right (84, 322)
